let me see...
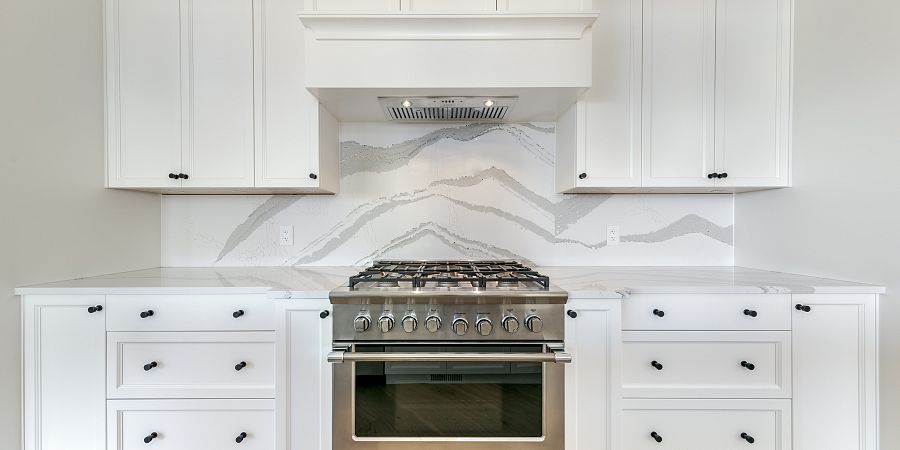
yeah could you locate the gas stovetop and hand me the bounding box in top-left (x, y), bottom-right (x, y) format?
top-left (347, 260), bottom-right (551, 291)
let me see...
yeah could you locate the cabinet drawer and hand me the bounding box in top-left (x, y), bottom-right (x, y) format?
top-left (622, 331), bottom-right (791, 398)
top-left (108, 332), bottom-right (275, 399)
top-left (622, 294), bottom-right (791, 331)
top-left (107, 294), bottom-right (274, 331)
top-left (107, 399), bottom-right (274, 450)
top-left (623, 399), bottom-right (791, 450)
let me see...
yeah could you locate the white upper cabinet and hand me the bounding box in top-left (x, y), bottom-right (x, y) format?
top-left (402, 0), bottom-right (497, 12)
top-left (304, 0), bottom-right (400, 12)
top-left (501, 0), bottom-right (594, 12)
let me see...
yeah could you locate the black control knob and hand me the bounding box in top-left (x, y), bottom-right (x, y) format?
top-left (140, 310), bottom-right (154, 319)
top-left (567, 310), bottom-right (578, 319)
top-left (652, 309), bottom-right (665, 318)
top-left (233, 309), bottom-right (245, 318)
top-left (309, 173), bottom-right (318, 180)
top-left (650, 431), bottom-right (663, 443)
top-left (741, 432), bottom-right (755, 444)
top-left (743, 309), bottom-right (758, 317)
top-left (236, 432), bottom-right (248, 443)
top-left (143, 361), bottom-right (158, 371)
top-left (578, 173), bottom-right (587, 179)
top-left (741, 360), bottom-right (756, 371)
top-left (795, 304), bottom-right (812, 312)
top-left (144, 432), bottom-right (158, 444)
top-left (320, 310), bottom-right (330, 319)
top-left (88, 305), bottom-right (103, 314)
top-left (235, 361), bottom-right (247, 371)
top-left (651, 360), bottom-right (663, 371)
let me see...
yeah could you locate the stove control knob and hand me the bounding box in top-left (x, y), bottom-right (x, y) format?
top-left (452, 315), bottom-right (469, 336)
top-left (525, 314), bottom-right (543, 333)
top-left (502, 315), bottom-right (520, 334)
top-left (378, 312), bottom-right (395, 333)
top-left (475, 316), bottom-right (493, 336)
top-left (401, 311), bottom-right (418, 333)
top-left (425, 314), bottom-right (442, 333)
top-left (354, 312), bottom-right (372, 333)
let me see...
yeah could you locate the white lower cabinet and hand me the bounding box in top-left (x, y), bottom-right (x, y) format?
top-left (622, 399), bottom-right (791, 449)
top-left (107, 399), bottom-right (274, 450)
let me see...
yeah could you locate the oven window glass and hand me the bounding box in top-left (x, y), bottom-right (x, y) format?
top-left (353, 344), bottom-right (544, 438)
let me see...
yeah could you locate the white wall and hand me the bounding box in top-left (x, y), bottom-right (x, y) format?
top-left (734, 0), bottom-right (900, 443)
top-left (0, 0), bottom-right (162, 448)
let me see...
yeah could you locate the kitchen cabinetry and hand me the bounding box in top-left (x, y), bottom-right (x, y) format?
top-left (23, 296), bottom-right (106, 450)
top-left (105, 0), bottom-right (338, 193)
top-left (276, 299), bottom-right (333, 450)
top-left (304, 0), bottom-right (593, 13)
top-left (501, 0), bottom-right (594, 11)
top-left (792, 294), bottom-right (878, 450)
top-left (564, 299), bottom-right (621, 450)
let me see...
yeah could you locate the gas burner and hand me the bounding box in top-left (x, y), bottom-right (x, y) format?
top-left (346, 260), bottom-right (551, 291)
top-left (376, 280), bottom-right (399, 288)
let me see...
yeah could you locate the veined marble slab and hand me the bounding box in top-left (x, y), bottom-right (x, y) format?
top-left (16, 266), bottom-right (884, 298)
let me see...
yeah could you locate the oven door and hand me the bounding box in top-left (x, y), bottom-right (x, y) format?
top-left (329, 342), bottom-right (570, 450)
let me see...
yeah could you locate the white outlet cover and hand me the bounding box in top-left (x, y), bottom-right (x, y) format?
top-left (607, 225), bottom-right (620, 245)
top-left (279, 225), bottom-right (294, 246)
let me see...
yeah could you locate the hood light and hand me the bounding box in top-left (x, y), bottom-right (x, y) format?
top-left (402, 99), bottom-right (413, 108)
top-left (484, 99), bottom-right (495, 108)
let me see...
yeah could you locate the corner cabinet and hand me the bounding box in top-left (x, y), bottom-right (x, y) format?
top-left (105, 0), bottom-right (338, 194)
top-left (558, 0), bottom-right (792, 193)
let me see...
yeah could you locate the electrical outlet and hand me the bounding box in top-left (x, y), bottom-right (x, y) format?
top-left (607, 225), bottom-right (620, 245)
top-left (279, 225), bottom-right (294, 246)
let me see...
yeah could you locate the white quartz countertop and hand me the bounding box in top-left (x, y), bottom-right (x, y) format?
top-left (15, 266), bottom-right (885, 299)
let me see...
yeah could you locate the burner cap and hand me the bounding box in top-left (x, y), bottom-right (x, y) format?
top-left (498, 281), bottom-right (520, 288)
top-left (377, 281), bottom-right (399, 288)
top-left (437, 281), bottom-right (459, 288)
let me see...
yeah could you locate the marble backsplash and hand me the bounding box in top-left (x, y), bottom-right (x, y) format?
top-left (161, 123), bottom-right (734, 266)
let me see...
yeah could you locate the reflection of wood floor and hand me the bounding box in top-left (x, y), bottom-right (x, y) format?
top-left (355, 381), bottom-right (542, 438)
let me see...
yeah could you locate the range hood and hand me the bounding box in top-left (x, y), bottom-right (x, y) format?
top-left (297, 14), bottom-right (600, 122)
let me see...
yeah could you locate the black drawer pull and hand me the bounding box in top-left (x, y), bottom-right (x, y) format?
top-left (650, 431), bottom-right (663, 443)
top-left (741, 432), bottom-right (755, 444)
top-left (140, 310), bottom-right (154, 319)
top-left (567, 310), bottom-right (578, 319)
top-left (795, 304), bottom-right (812, 313)
top-left (743, 309), bottom-right (758, 317)
top-left (741, 360), bottom-right (756, 371)
top-left (236, 432), bottom-right (248, 443)
top-left (143, 361), bottom-right (158, 371)
top-left (233, 309), bottom-right (245, 318)
top-left (88, 305), bottom-right (103, 314)
top-left (652, 309), bottom-right (665, 318)
top-left (235, 361), bottom-right (247, 371)
top-left (144, 432), bottom-right (158, 444)
top-left (651, 360), bottom-right (663, 370)
top-left (320, 310), bottom-right (330, 319)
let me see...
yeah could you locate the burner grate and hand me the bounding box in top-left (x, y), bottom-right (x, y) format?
top-left (348, 260), bottom-right (550, 290)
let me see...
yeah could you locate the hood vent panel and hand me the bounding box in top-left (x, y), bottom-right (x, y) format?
top-left (380, 97), bottom-right (517, 122)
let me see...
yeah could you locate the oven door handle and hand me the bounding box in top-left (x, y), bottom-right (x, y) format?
top-left (327, 350), bottom-right (573, 364)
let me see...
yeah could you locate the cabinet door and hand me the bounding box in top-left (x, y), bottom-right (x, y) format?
top-left (565, 300), bottom-right (621, 450)
top-left (501, 0), bottom-right (593, 11)
top-left (306, 0), bottom-right (400, 12)
top-left (277, 300), bottom-right (332, 450)
top-left (714, 0), bottom-right (791, 188)
top-left (23, 296), bottom-right (106, 450)
top-left (182, 0), bottom-right (255, 188)
top-left (402, 0), bottom-right (496, 12)
top-left (106, 0), bottom-right (183, 189)
top-left (641, 0), bottom-right (716, 188)
top-left (792, 294), bottom-right (878, 450)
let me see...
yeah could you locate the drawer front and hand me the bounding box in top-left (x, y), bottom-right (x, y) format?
top-left (108, 399), bottom-right (274, 450)
top-left (623, 399), bottom-right (791, 450)
top-left (107, 294), bottom-right (274, 331)
top-left (622, 331), bottom-right (791, 398)
top-left (108, 332), bottom-right (275, 399)
top-left (622, 294), bottom-right (791, 331)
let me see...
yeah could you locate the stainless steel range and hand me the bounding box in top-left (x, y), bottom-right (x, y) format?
top-left (328, 260), bottom-right (570, 450)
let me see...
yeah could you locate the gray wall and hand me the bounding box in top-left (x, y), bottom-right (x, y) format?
top-left (735, 0), bottom-right (900, 443)
top-left (0, 0), bottom-right (162, 448)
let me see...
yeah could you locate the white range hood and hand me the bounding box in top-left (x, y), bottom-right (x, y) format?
top-left (297, 14), bottom-right (600, 122)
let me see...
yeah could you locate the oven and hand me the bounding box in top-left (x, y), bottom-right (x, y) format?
top-left (329, 342), bottom-right (570, 450)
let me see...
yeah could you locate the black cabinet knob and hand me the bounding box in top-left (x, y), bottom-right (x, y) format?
top-left (578, 173), bottom-right (587, 179)
top-left (650, 431), bottom-right (663, 443)
top-left (168, 173), bottom-right (178, 179)
top-left (741, 432), bottom-right (755, 444)
top-left (651, 360), bottom-right (663, 370)
top-left (708, 173), bottom-right (719, 179)
top-left (795, 304), bottom-right (812, 313)
top-left (236, 432), bottom-right (248, 443)
top-left (88, 305), bottom-right (103, 314)
top-left (743, 309), bottom-right (758, 317)
top-left (178, 173), bottom-right (189, 179)
top-left (233, 309), bottom-right (245, 318)
top-left (717, 172), bottom-right (728, 179)
top-left (567, 310), bottom-right (578, 319)
top-left (652, 309), bottom-right (665, 318)
top-left (320, 310), bottom-right (330, 319)
top-left (140, 310), bottom-right (154, 319)
top-left (741, 360), bottom-right (756, 371)
top-left (143, 432), bottom-right (158, 444)
top-left (235, 361), bottom-right (247, 371)
top-left (143, 361), bottom-right (158, 371)
top-left (309, 173), bottom-right (318, 180)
